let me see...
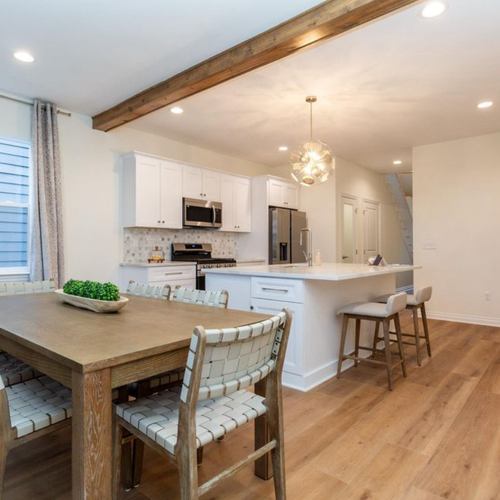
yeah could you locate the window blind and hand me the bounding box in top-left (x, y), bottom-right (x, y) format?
top-left (0, 139), bottom-right (30, 269)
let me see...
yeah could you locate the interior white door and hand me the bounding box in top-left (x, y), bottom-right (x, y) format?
top-left (160, 160), bottom-right (183, 228)
top-left (341, 195), bottom-right (358, 263)
top-left (220, 174), bottom-right (236, 231)
top-left (235, 177), bottom-right (251, 232)
top-left (136, 157), bottom-right (161, 227)
top-left (182, 165), bottom-right (203, 200)
top-left (202, 170), bottom-right (220, 201)
top-left (362, 199), bottom-right (380, 262)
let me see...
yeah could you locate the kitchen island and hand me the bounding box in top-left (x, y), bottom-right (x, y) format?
top-left (206, 263), bottom-right (420, 391)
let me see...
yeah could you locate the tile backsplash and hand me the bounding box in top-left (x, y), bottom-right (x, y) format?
top-left (123, 228), bottom-right (238, 263)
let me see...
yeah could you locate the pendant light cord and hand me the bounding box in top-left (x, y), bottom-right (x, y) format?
top-left (310, 101), bottom-right (313, 141)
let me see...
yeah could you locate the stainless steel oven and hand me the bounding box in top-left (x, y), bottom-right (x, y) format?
top-left (183, 198), bottom-right (222, 229)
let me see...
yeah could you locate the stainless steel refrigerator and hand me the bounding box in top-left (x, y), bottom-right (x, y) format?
top-left (269, 208), bottom-right (308, 264)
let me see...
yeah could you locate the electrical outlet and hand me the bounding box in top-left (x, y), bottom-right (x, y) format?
top-left (485, 292), bottom-right (492, 302)
top-left (422, 241), bottom-right (437, 250)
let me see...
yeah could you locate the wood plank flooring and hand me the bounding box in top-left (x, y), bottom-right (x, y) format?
top-left (5, 314), bottom-right (500, 500)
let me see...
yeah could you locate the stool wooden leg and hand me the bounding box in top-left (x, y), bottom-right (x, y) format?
top-left (337, 315), bottom-right (349, 378)
top-left (412, 307), bottom-right (422, 367)
top-left (394, 314), bottom-right (407, 377)
top-left (421, 303), bottom-right (432, 357)
top-left (382, 319), bottom-right (394, 391)
top-left (354, 319), bottom-right (361, 367)
top-left (372, 320), bottom-right (381, 358)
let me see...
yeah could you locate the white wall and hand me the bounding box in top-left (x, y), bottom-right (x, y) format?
top-left (273, 158), bottom-right (413, 289)
top-left (0, 98), bottom-right (270, 284)
top-left (413, 132), bottom-right (500, 326)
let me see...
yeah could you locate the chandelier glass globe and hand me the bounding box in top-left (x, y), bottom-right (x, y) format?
top-left (290, 96), bottom-right (335, 187)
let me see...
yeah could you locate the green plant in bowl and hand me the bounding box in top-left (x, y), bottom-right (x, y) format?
top-left (63, 279), bottom-right (120, 301)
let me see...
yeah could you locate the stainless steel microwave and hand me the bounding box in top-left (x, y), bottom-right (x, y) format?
top-left (183, 198), bottom-right (222, 229)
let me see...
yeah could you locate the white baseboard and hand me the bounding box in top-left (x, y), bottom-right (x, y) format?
top-left (282, 351), bottom-right (373, 392)
top-left (426, 311), bottom-right (500, 328)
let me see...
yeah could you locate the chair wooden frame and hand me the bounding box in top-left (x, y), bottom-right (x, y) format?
top-left (113, 308), bottom-right (292, 500)
top-left (0, 380), bottom-right (71, 497)
top-left (374, 302), bottom-right (431, 367)
top-left (337, 312), bottom-right (407, 391)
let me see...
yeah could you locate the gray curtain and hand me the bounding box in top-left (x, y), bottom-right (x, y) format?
top-left (30, 101), bottom-right (65, 286)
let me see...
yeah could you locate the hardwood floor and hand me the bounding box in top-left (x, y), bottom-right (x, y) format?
top-left (5, 314), bottom-right (500, 500)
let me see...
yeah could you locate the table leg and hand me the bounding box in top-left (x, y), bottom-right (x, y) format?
top-left (72, 369), bottom-right (113, 500)
top-left (254, 378), bottom-right (273, 480)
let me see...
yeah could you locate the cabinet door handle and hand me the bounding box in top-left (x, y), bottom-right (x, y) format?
top-left (164, 272), bottom-right (183, 276)
top-left (162, 220), bottom-right (165, 223)
top-left (157, 220), bottom-right (161, 224)
top-left (250, 305), bottom-right (254, 310)
top-left (262, 287), bottom-right (288, 293)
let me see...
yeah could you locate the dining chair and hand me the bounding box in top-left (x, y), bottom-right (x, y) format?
top-left (113, 308), bottom-right (292, 500)
top-left (0, 375), bottom-right (72, 496)
top-left (0, 280), bottom-right (55, 387)
top-left (126, 280), bottom-right (171, 299)
top-left (170, 285), bottom-right (229, 308)
top-left (126, 284), bottom-right (230, 488)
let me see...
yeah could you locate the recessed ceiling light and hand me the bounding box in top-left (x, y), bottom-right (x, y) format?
top-left (170, 107), bottom-right (184, 114)
top-left (13, 51), bottom-right (35, 63)
top-left (393, 160), bottom-right (403, 165)
top-left (278, 146), bottom-right (288, 152)
top-left (421, 1), bottom-right (447, 18)
top-left (478, 101), bottom-right (493, 109)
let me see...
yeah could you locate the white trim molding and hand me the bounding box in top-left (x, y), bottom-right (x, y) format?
top-left (426, 311), bottom-right (500, 328)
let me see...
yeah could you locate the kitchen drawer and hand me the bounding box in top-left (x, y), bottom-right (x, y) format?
top-left (147, 265), bottom-right (195, 283)
top-left (251, 277), bottom-right (303, 304)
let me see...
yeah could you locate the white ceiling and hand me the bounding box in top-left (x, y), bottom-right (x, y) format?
top-left (0, 0), bottom-right (325, 115)
top-left (127, 0), bottom-right (500, 173)
top-left (1, 0), bottom-right (500, 173)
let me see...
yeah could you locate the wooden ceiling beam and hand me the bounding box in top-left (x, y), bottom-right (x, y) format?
top-left (92, 0), bottom-right (420, 131)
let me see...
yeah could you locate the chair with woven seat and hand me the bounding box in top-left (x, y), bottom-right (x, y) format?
top-left (337, 293), bottom-right (408, 391)
top-left (0, 375), bottom-right (72, 496)
top-left (376, 286), bottom-right (433, 366)
top-left (126, 280), bottom-right (171, 299)
top-left (170, 286), bottom-right (229, 308)
top-left (0, 280), bottom-right (55, 387)
top-left (113, 308), bottom-right (293, 500)
top-left (126, 284), bottom-right (230, 489)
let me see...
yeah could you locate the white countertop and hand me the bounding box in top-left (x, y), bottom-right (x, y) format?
top-left (120, 262), bottom-right (196, 268)
top-left (205, 262), bottom-right (419, 281)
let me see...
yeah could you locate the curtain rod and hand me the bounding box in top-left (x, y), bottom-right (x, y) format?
top-left (0, 92), bottom-right (72, 117)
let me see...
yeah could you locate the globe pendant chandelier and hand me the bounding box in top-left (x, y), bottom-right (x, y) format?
top-left (290, 96), bottom-right (335, 186)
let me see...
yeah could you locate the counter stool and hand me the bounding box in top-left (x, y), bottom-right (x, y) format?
top-left (337, 293), bottom-right (408, 391)
top-left (376, 286), bottom-right (433, 366)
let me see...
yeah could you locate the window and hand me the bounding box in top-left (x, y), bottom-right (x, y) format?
top-left (0, 137), bottom-right (30, 274)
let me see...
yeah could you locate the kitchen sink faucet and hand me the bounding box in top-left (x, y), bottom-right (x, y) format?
top-left (300, 228), bottom-right (313, 266)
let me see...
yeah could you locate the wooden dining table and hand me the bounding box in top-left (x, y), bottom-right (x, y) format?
top-left (0, 292), bottom-right (273, 500)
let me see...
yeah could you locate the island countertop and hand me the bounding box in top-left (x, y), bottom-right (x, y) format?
top-left (204, 262), bottom-right (419, 281)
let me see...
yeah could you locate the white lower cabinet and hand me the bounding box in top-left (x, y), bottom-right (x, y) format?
top-left (120, 264), bottom-right (196, 292)
top-left (250, 298), bottom-right (303, 377)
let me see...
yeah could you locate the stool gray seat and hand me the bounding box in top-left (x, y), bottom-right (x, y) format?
top-left (376, 286), bottom-right (433, 366)
top-left (337, 293), bottom-right (408, 391)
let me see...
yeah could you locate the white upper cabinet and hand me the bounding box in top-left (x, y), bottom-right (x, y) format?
top-left (202, 170), bottom-right (220, 201)
top-left (160, 160), bottom-right (183, 228)
top-left (122, 153), bottom-right (182, 229)
top-left (268, 178), bottom-right (299, 209)
top-left (182, 165), bottom-right (203, 200)
top-left (235, 177), bottom-right (251, 232)
top-left (220, 174), bottom-right (251, 232)
top-left (182, 165), bottom-right (220, 201)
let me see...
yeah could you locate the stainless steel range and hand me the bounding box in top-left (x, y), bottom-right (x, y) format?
top-left (171, 243), bottom-right (236, 290)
